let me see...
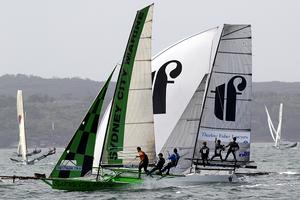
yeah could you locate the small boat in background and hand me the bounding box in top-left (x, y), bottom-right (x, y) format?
top-left (265, 103), bottom-right (297, 149)
top-left (10, 90), bottom-right (55, 164)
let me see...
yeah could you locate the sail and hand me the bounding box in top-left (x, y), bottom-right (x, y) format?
top-left (92, 101), bottom-right (111, 169)
top-left (160, 74), bottom-right (208, 172)
top-left (49, 70), bottom-right (114, 178)
top-left (152, 27), bottom-right (222, 153)
top-left (193, 24), bottom-right (252, 162)
top-left (276, 103), bottom-right (283, 146)
top-left (265, 106), bottom-right (277, 142)
top-left (265, 103), bottom-right (283, 148)
top-left (104, 4), bottom-right (155, 165)
top-left (17, 90), bottom-right (27, 162)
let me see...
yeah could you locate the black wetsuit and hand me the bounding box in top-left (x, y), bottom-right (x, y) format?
top-left (200, 146), bottom-right (209, 166)
top-left (224, 141), bottom-right (239, 161)
top-left (211, 143), bottom-right (225, 161)
top-left (148, 157), bottom-right (165, 175)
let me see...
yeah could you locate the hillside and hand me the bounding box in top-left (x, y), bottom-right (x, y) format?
top-left (0, 74), bottom-right (299, 148)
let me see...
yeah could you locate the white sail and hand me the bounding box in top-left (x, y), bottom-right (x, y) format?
top-left (265, 103), bottom-right (283, 148)
top-left (93, 101), bottom-right (112, 169)
top-left (276, 103), bottom-right (283, 146)
top-left (195, 25), bottom-right (252, 162)
top-left (265, 106), bottom-right (277, 141)
top-left (152, 27), bottom-right (222, 153)
top-left (17, 90), bottom-right (28, 162)
top-left (160, 74), bottom-right (208, 172)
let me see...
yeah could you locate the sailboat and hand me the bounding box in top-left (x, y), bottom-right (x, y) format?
top-left (42, 4), bottom-right (158, 191)
top-left (10, 90), bottom-right (56, 165)
top-left (10, 90), bottom-right (41, 164)
top-left (153, 24), bottom-right (256, 182)
top-left (265, 103), bottom-right (297, 149)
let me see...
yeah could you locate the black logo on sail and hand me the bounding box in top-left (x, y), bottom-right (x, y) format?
top-left (212, 76), bottom-right (247, 121)
top-left (152, 60), bottom-right (182, 114)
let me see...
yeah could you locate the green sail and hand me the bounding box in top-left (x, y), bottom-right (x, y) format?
top-left (50, 69), bottom-right (115, 178)
top-left (105, 6), bottom-right (150, 164)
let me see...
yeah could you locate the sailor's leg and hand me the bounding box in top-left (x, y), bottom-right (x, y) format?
top-left (144, 162), bottom-right (149, 173)
top-left (161, 162), bottom-right (170, 174)
top-left (224, 150), bottom-right (230, 161)
top-left (138, 163), bottom-right (142, 178)
top-left (165, 163), bottom-right (172, 175)
top-left (210, 155), bottom-right (216, 161)
top-left (148, 167), bottom-right (158, 175)
top-left (232, 151), bottom-right (237, 161)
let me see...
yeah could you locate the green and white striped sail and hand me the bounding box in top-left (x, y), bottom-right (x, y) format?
top-left (49, 70), bottom-right (114, 178)
top-left (104, 4), bottom-right (155, 165)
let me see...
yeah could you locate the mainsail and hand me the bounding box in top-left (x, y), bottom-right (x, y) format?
top-left (152, 27), bottom-right (221, 153)
top-left (193, 24), bottom-right (252, 162)
top-left (17, 90), bottom-right (28, 162)
top-left (49, 70), bottom-right (114, 178)
top-left (103, 5), bottom-right (155, 165)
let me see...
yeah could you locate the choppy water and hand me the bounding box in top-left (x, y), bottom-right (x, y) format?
top-left (0, 143), bottom-right (299, 200)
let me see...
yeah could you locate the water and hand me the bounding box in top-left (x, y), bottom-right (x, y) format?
top-left (0, 143), bottom-right (299, 200)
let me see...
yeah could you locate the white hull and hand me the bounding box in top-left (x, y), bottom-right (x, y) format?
top-left (163, 173), bottom-right (238, 184)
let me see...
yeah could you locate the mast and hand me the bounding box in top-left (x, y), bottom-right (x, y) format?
top-left (190, 26), bottom-right (223, 166)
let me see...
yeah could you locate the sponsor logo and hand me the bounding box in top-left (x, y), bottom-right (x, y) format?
top-left (212, 76), bottom-right (247, 121)
top-left (239, 151), bottom-right (250, 157)
top-left (57, 165), bottom-right (82, 171)
top-left (152, 60), bottom-right (182, 114)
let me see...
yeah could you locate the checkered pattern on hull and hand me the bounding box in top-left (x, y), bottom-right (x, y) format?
top-left (50, 70), bottom-right (114, 178)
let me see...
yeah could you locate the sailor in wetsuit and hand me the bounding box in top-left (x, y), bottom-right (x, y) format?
top-left (210, 138), bottom-right (225, 161)
top-left (161, 148), bottom-right (180, 175)
top-left (224, 137), bottom-right (240, 162)
top-left (147, 153), bottom-right (165, 176)
top-left (199, 141), bottom-right (209, 167)
top-left (136, 146), bottom-right (149, 178)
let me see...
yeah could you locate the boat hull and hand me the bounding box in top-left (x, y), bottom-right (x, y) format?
top-left (45, 177), bottom-right (143, 191)
top-left (44, 171), bottom-right (238, 191)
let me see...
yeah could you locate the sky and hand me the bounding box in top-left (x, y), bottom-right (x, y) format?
top-left (0, 0), bottom-right (299, 82)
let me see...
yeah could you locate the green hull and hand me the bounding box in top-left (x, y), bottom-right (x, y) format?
top-left (44, 176), bottom-right (143, 191)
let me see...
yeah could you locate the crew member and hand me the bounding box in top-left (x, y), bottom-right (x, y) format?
top-left (136, 146), bottom-right (149, 178)
top-left (224, 137), bottom-right (240, 162)
top-left (147, 153), bottom-right (165, 176)
top-left (199, 141), bottom-right (209, 166)
top-left (161, 148), bottom-right (180, 175)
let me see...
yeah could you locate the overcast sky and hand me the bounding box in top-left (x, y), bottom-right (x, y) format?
top-left (0, 0), bottom-right (299, 82)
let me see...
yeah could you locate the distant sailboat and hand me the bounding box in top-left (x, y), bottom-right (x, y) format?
top-left (16, 90), bottom-right (29, 163)
top-left (265, 103), bottom-right (297, 149)
top-left (10, 90), bottom-right (55, 164)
